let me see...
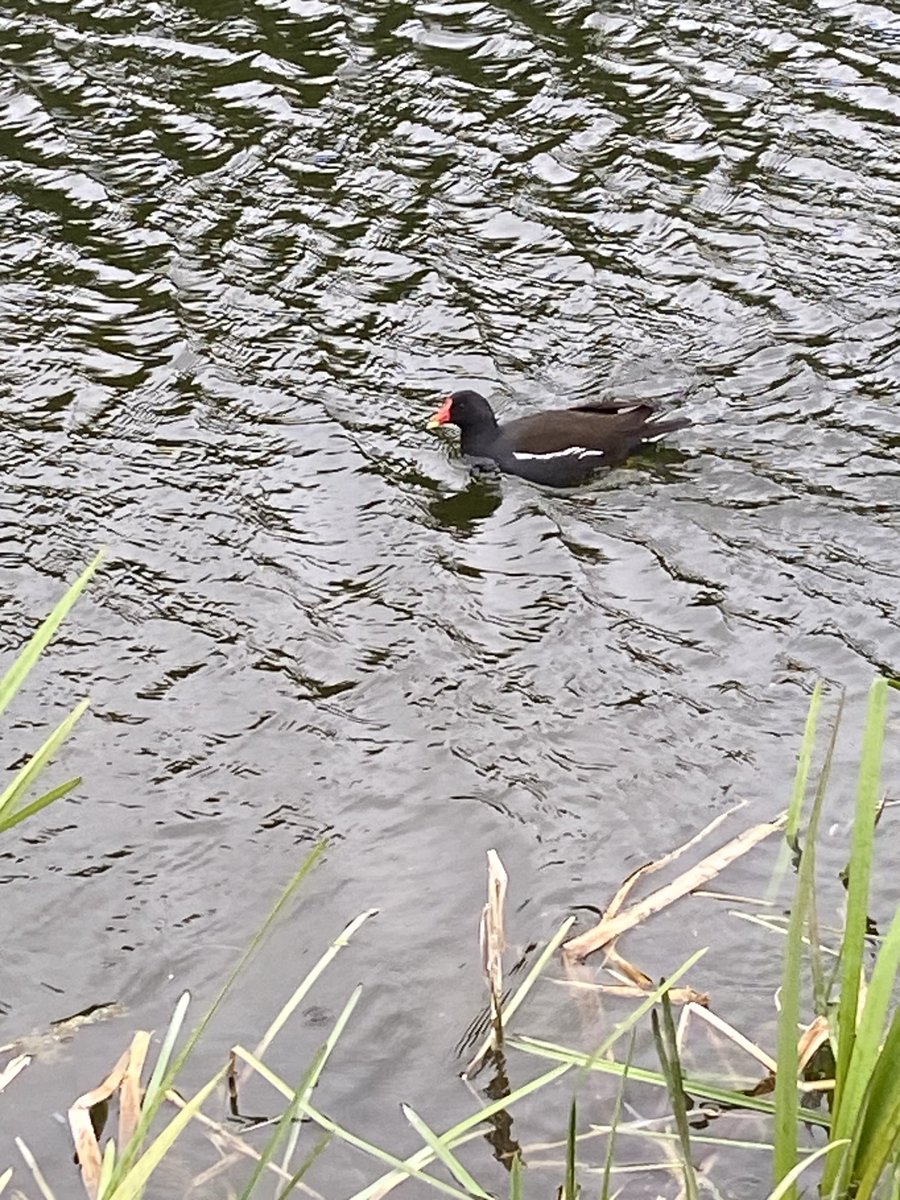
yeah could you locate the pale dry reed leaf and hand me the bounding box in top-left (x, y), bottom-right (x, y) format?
top-left (797, 1015), bottom-right (830, 1075)
top-left (0, 1055), bottom-right (30, 1093)
top-left (68, 1043), bottom-right (132, 1198)
top-left (69, 1109), bottom-right (103, 1200)
top-left (552, 981), bottom-right (705, 1003)
top-left (603, 945), bottom-right (653, 988)
top-left (119, 1031), bottom-right (151, 1147)
top-left (165, 1088), bottom-right (326, 1199)
top-left (15, 1139), bottom-right (56, 1200)
top-left (564, 815), bottom-right (785, 961)
top-left (481, 849), bottom-right (508, 1044)
top-left (71, 1046), bottom-right (131, 1110)
top-left (681, 1002), bottom-right (778, 1073)
top-left (190, 1149), bottom-right (244, 1189)
top-left (463, 914), bottom-right (575, 1079)
top-left (694, 890), bottom-right (773, 905)
top-left (603, 802), bottom-right (748, 922)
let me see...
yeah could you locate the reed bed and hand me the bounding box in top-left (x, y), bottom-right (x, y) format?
top-left (2, 556), bottom-right (898, 1199)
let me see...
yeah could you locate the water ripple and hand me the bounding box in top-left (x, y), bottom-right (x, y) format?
top-left (3, 0), bottom-right (900, 1186)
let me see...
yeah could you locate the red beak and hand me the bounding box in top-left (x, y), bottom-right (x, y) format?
top-left (426, 395), bottom-right (453, 428)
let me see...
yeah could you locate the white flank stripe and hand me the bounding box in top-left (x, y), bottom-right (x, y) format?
top-left (512, 447), bottom-right (605, 462)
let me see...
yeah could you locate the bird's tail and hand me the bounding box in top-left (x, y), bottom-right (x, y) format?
top-left (642, 414), bottom-right (692, 441)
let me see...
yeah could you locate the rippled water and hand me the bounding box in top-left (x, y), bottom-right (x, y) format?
top-left (2, 0), bottom-right (900, 1193)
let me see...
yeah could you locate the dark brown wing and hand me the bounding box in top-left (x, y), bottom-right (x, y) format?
top-left (500, 406), bottom-right (662, 456)
top-left (567, 400), bottom-right (691, 440)
top-left (566, 399), bottom-right (658, 417)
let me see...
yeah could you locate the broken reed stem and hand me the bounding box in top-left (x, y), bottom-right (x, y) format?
top-left (565, 812), bottom-right (786, 962)
top-left (481, 849), bottom-right (508, 1049)
top-left (119, 1030), bottom-right (150, 1148)
top-left (0, 1053), bottom-right (30, 1093)
top-left (68, 1032), bottom-right (151, 1200)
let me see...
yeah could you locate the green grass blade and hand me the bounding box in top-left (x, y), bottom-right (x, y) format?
top-left (600, 1031), bottom-right (633, 1200)
top-left (299, 1098), bottom-right (488, 1200)
top-left (397, 1062), bottom-right (572, 1146)
top-left (772, 875), bottom-right (803, 1189)
top-left (0, 776), bottom-right (81, 835)
top-left (98, 1138), bottom-right (117, 1196)
top-left (274, 1132), bottom-right (332, 1200)
top-left (508, 1036), bottom-right (831, 1128)
top-left (465, 915), bottom-right (576, 1075)
top-left (142, 991), bottom-right (191, 1111)
top-left (785, 680), bottom-right (824, 850)
top-left (233, 1046), bottom-right (318, 1103)
top-left (402, 1106), bottom-right (492, 1199)
top-left (833, 902), bottom-right (900, 1185)
top-left (608, 1126), bottom-right (774, 1154)
top-left (773, 684), bottom-right (837, 1194)
top-left (767, 1140), bottom-right (849, 1200)
top-left (107, 845), bottom-right (325, 1188)
top-left (238, 1047), bottom-right (328, 1200)
top-left (509, 1151), bottom-right (523, 1200)
top-left (0, 549), bottom-right (105, 719)
top-left (347, 1066), bottom-right (569, 1200)
top-left (581, 949), bottom-right (707, 1063)
top-left (276, 984), bottom-right (362, 1188)
top-left (652, 995), bottom-right (699, 1200)
top-left (853, 1084), bottom-right (900, 1200)
top-left (842, 1007), bottom-right (900, 1198)
top-left (0, 698), bottom-right (89, 821)
top-left (232, 982), bottom-right (377, 1196)
top-left (112, 1066), bottom-right (227, 1200)
top-left (825, 678), bottom-right (888, 1189)
top-left (248, 910), bottom-right (376, 1073)
top-left (562, 1096), bottom-right (579, 1200)
top-left (807, 691), bottom-right (844, 1014)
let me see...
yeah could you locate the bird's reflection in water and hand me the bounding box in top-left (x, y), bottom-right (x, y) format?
top-left (428, 468), bottom-right (503, 533)
top-left (426, 443), bottom-right (694, 535)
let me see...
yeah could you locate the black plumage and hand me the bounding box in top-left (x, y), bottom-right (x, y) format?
top-left (428, 389), bottom-right (690, 487)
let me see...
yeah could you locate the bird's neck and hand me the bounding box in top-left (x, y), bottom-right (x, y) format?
top-left (460, 420), bottom-right (498, 456)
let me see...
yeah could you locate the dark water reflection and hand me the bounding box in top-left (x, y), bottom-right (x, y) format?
top-left (2, 0), bottom-right (900, 1192)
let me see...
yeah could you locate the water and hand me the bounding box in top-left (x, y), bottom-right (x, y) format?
top-left (2, 0), bottom-right (900, 1194)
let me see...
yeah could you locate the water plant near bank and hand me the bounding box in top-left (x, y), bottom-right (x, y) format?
top-left (0, 549), bottom-right (104, 836)
top-left (2, 559), bottom-right (899, 1198)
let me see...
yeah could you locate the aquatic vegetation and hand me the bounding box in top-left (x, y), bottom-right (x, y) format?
top-left (507, 679), bottom-right (899, 1200)
top-left (3, 562), bottom-right (900, 1198)
top-left (0, 549), bottom-right (104, 836)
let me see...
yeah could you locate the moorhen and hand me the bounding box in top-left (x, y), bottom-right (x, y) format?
top-left (427, 390), bottom-right (690, 487)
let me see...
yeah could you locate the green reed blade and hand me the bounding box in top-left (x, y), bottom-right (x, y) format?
top-left (0, 699), bottom-right (89, 822)
top-left (402, 1105), bottom-right (492, 1200)
top-left (600, 1030), bottom-right (633, 1200)
top-left (238, 1046), bottom-right (327, 1200)
top-left (112, 1066), bottom-right (227, 1200)
top-left (652, 993), bottom-right (698, 1200)
top-left (107, 845), bottom-right (325, 1188)
top-left (785, 680), bottom-right (824, 851)
top-left (0, 550), bottom-right (105, 719)
top-left (823, 678), bottom-right (888, 1194)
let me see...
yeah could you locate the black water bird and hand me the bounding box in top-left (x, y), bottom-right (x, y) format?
top-left (427, 389), bottom-right (690, 487)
